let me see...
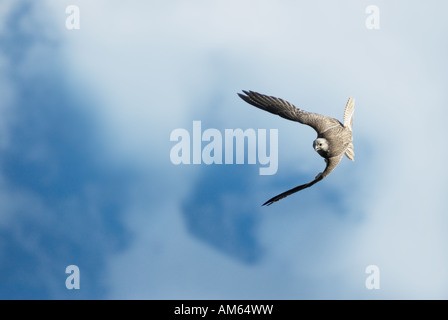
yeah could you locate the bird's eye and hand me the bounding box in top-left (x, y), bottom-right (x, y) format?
top-left (319, 143), bottom-right (322, 146)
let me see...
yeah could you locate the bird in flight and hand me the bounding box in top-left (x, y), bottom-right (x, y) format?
top-left (238, 90), bottom-right (355, 206)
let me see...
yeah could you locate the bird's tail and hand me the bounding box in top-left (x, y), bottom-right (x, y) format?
top-left (345, 143), bottom-right (355, 161)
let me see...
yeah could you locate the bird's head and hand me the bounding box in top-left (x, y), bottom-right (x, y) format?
top-left (313, 138), bottom-right (329, 154)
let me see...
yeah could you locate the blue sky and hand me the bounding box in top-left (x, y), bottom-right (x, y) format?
top-left (1, 0), bottom-right (448, 299)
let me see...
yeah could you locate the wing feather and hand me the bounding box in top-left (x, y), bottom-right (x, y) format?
top-left (262, 154), bottom-right (344, 206)
top-left (238, 90), bottom-right (340, 135)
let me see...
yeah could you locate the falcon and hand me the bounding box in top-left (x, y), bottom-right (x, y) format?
top-left (238, 90), bottom-right (355, 206)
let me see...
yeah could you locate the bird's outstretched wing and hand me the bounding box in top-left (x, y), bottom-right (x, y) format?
top-left (238, 90), bottom-right (340, 135)
top-left (262, 154), bottom-right (344, 206)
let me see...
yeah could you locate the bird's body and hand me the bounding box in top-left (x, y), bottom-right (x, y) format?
top-left (316, 125), bottom-right (353, 158)
top-left (237, 90), bottom-right (355, 206)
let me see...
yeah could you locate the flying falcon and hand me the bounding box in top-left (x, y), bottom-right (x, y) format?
top-left (238, 90), bottom-right (355, 206)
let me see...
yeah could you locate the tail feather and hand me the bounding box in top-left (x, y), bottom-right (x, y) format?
top-left (343, 96), bottom-right (355, 131)
top-left (345, 143), bottom-right (355, 161)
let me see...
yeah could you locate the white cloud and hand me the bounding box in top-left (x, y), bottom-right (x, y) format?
top-left (8, 0), bottom-right (447, 298)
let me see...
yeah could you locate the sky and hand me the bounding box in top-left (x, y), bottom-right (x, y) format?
top-left (1, 0), bottom-right (448, 299)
